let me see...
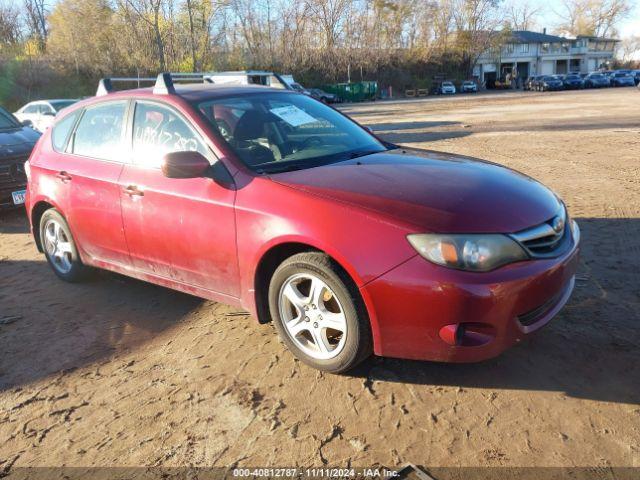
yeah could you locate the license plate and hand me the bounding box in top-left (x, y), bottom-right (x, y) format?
top-left (11, 190), bottom-right (26, 205)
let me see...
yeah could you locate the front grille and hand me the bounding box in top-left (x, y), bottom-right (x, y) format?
top-left (511, 208), bottom-right (569, 258)
top-left (0, 155), bottom-right (28, 188)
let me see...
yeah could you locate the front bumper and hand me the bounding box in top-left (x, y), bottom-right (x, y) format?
top-left (363, 223), bottom-right (580, 362)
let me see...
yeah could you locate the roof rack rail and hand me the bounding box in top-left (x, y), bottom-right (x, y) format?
top-left (96, 72), bottom-right (212, 96)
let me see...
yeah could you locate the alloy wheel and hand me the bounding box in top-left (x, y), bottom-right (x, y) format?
top-left (278, 273), bottom-right (347, 360)
top-left (43, 218), bottom-right (73, 274)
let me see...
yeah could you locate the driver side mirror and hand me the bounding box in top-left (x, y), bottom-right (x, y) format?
top-left (161, 151), bottom-right (210, 179)
top-left (21, 119), bottom-right (33, 127)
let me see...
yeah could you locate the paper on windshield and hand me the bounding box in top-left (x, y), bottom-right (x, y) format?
top-left (269, 105), bottom-right (317, 127)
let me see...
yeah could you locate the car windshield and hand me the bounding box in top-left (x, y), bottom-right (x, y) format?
top-left (543, 76), bottom-right (556, 81)
top-left (614, 73), bottom-right (628, 77)
top-left (196, 92), bottom-right (387, 173)
top-left (50, 100), bottom-right (78, 111)
top-left (566, 75), bottom-right (580, 80)
top-left (0, 107), bottom-right (20, 129)
top-left (443, 82), bottom-right (453, 86)
top-left (590, 74), bottom-right (603, 78)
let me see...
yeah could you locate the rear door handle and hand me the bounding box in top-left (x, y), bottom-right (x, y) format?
top-left (124, 185), bottom-right (144, 197)
top-left (56, 171), bottom-right (72, 182)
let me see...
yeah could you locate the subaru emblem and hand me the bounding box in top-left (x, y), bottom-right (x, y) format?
top-left (552, 216), bottom-right (565, 233)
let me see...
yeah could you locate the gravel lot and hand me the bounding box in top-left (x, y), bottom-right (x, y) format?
top-left (1, 88), bottom-right (639, 472)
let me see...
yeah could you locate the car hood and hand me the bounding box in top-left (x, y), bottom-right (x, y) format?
top-left (0, 127), bottom-right (41, 157)
top-left (270, 149), bottom-right (561, 233)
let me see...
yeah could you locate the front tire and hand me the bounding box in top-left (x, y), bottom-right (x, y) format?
top-left (40, 209), bottom-right (90, 282)
top-left (268, 252), bottom-right (372, 373)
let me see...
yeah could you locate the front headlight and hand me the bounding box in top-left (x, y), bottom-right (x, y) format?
top-left (407, 234), bottom-right (528, 272)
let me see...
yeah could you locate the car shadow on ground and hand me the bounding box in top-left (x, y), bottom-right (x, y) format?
top-left (0, 254), bottom-right (205, 392)
top-left (369, 118), bottom-right (640, 147)
top-left (361, 120), bottom-right (471, 144)
top-left (348, 217), bottom-right (640, 405)
top-left (368, 121), bottom-right (460, 132)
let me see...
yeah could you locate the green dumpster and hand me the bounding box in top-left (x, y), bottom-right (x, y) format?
top-left (322, 81), bottom-right (378, 102)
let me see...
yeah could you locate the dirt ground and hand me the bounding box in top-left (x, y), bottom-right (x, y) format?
top-left (1, 88), bottom-right (639, 472)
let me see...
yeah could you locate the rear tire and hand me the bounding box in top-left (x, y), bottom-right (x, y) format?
top-left (40, 209), bottom-right (90, 282)
top-left (268, 252), bottom-right (372, 373)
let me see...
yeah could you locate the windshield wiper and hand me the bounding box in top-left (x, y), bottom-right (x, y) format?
top-left (348, 149), bottom-right (384, 160)
top-left (257, 163), bottom-right (306, 174)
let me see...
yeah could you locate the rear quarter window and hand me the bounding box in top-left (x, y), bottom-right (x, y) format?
top-left (71, 102), bottom-right (127, 161)
top-left (52, 111), bottom-right (81, 152)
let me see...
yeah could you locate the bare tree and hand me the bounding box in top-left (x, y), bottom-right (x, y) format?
top-left (618, 35), bottom-right (640, 63)
top-left (24, 0), bottom-right (48, 50)
top-left (116, 0), bottom-right (169, 70)
top-left (0, 3), bottom-right (23, 46)
top-left (451, 0), bottom-right (508, 77)
top-left (505, 0), bottom-right (540, 30)
top-left (555, 0), bottom-right (632, 37)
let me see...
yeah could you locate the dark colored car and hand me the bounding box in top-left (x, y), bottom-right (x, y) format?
top-left (584, 73), bottom-right (610, 88)
top-left (610, 72), bottom-right (635, 87)
top-left (631, 70), bottom-right (640, 86)
top-left (562, 74), bottom-right (584, 89)
top-left (25, 73), bottom-right (580, 372)
top-left (536, 75), bottom-right (564, 91)
top-left (0, 106), bottom-right (41, 209)
top-left (309, 88), bottom-right (338, 103)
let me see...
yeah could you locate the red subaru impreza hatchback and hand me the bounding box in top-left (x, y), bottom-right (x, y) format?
top-left (25, 74), bottom-right (580, 372)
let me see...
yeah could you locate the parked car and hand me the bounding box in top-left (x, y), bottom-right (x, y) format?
top-left (610, 72), bottom-right (635, 87)
top-left (309, 88), bottom-right (338, 103)
top-left (536, 75), bottom-right (564, 91)
top-left (631, 70), bottom-right (640, 86)
top-left (438, 81), bottom-right (456, 94)
top-left (25, 73), bottom-right (580, 372)
top-left (561, 73), bottom-right (584, 89)
top-left (0, 106), bottom-right (41, 209)
top-left (584, 72), bottom-right (610, 88)
top-left (460, 80), bottom-right (477, 93)
top-left (14, 99), bottom-right (78, 132)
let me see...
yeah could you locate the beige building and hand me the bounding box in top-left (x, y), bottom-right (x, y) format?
top-left (475, 30), bottom-right (619, 87)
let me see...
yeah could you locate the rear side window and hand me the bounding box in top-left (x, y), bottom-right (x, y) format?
top-left (52, 111), bottom-right (80, 152)
top-left (132, 102), bottom-right (207, 168)
top-left (23, 104), bottom-right (39, 114)
top-left (71, 102), bottom-right (127, 161)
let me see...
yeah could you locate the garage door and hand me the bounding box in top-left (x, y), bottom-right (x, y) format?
top-left (541, 61), bottom-right (554, 75)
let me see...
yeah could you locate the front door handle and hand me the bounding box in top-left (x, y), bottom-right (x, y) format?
top-left (124, 185), bottom-right (144, 197)
top-left (56, 171), bottom-right (72, 182)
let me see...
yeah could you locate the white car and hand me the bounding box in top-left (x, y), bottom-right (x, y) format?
top-left (440, 81), bottom-right (456, 94)
top-left (14, 99), bottom-right (78, 132)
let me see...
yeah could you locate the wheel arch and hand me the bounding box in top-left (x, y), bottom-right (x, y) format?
top-left (252, 241), bottom-right (374, 331)
top-left (31, 200), bottom-right (57, 252)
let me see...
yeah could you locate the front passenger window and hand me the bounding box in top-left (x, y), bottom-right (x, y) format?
top-left (71, 102), bottom-right (126, 161)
